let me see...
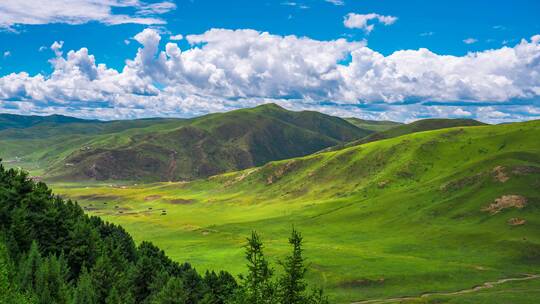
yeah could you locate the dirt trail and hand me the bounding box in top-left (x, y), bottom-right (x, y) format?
top-left (351, 274), bottom-right (540, 304)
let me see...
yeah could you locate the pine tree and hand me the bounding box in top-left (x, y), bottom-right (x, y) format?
top-left (278, 228), bottom-right (307, 304)
top-left (151, 276), bottom-right (188, 304)
top-left (90, 254), bottom-right (114, 303)
top-left (181, 267), bottom-right (205, 304)
top-left (237, 231), bottom-right (276, 304)
top-left (73, 267), bottom-right (98, 304)
top-left (203, 270), bottom-right (237, 304)
top-left (35, 254), bottom-right (70, 304)
top-left (18, 241), bottom-right (42, 295)
top-left (131, 253), bottom-right (163, 303)
top-left (0, 239), bottom-right (35, 304)
top-left (0, 240), bottom-right (9, 303)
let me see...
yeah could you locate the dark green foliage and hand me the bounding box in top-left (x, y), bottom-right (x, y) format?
top-left (278, 228), bottom-right (307, 304)
top-left (203, 271), bottom-right (238, 304)
top-left (151, 277), bottom-right (188, 304)
top-left (0, 161), bottom-right (239, 304)
top-left (0, 239), bottom-right (35, 304)
top-left (73, 268), bottom-right (97, 304)
top-left (18, 241), bottom-right (42, 294)
top-left (34, 254), bottom-right (70, 304)
top-left (104, 287), bottom-right (127, 304)
top-left (232, 230), bottom-right (328, 304)
top-left (236, 231), bottom-right (276, 304)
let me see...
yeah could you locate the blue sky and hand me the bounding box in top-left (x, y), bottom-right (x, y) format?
top-left (0, 0), bottom-right (539, 122)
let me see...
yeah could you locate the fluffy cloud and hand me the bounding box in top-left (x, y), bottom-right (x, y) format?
top-left (0, 0), bottom-right (176, 29)
top-left (325, 0), bottom-right (345, 5)
top-left (344, 13), bottom-right (398, 33)
top-left (169, 34), bottom-right (183, 41)
top-left (0, 29), bottom-right (539, 122)
top-left (463, 38), bottom-right (478, 44)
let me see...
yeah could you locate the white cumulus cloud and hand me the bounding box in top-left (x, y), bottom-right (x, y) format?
top-left (169, 34), bottom-right (183, 41)
top-left (344, 13), bottom-right (398, 33)
top-left (0, 29), bottom-right (539, 123)
top-left (0, 0), bottom-right (176, 29)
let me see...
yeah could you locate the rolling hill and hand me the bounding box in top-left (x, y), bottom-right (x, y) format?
top-left (344, 117), bottom-right (402, 132)
top-left (0, 113), bottom-right (97, 130)
top-left (0, 104), bottom-right (371, 181)
top-left (323, 118), bottom-right (487, 152)
top-left (51, 120), bottom-right (540, 303)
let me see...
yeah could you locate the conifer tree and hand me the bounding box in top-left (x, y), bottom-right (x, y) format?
top-left (90, 254), bottom-right (115, 303)
top-left (18, 241), bottom-right (42, 295)
top-left (151, 276), bottom-right (188, 304)
top-left (278, 228), bottom-right (307, 304)
top-left (202, 270), bottom-right (237, 304)
top-left (1, 239), bottom-right (35, 304)
top-left (35, 254), bottom-right (70, 304)
top-left (73, 267), bottom-right (97, 304)
top-left (237, 231), bottom-right (275, 304)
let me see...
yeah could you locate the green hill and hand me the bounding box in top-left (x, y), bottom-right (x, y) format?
top-left (324, 118), bottom-right (486, 153)
top-left (52, 120), bottom-right (540, 303)
top-left (0, 113), bottom-right (96, 130)
top-left (0, 104), bottom-right (370, 181)
top-left (344, 117), bottom-right (402, 132)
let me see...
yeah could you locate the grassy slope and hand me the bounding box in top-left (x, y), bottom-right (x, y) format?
top-left (0, 117), bottom-right (185, 176)
top-left (324, 118), bottom-right (487, 153)
top-left (52, 120), bottom-right (540, 303)
top-left (0, 104), bottom-right (370, 181)
top-left (344, 118), bottom-right (402, 132)
top-left (0, 113), bottom-right (95, 130)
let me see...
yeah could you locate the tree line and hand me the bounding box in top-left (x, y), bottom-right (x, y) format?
top-left (0, 160), bottom-right (328, 304)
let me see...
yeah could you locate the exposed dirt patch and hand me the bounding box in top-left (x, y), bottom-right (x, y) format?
top-left (492, 166), bottom-right (509, 183)
top-left (377, 180), bottom-right (390, 188)
top-left (508, 217), bottom-right (527, 226)
top-left (144, 195), bottom-right (162, 201)
top-left (266, 160), bottom-right (298, 185)
top-left (482, 195), bottom-right (527, 214)
top-left (236, 168), bottom-right (258, 182)
top-left (224, 168), bottom-right (260, 187)
top-left (168, 198), bottom-right (195, 205)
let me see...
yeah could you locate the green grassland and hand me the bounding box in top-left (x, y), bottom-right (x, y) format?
top-left (344, 118), bottom-right (402, 132)
top-left (324, 118), bottom-right (486, 153)
top-left (50, 120), bottom-right (540, 303)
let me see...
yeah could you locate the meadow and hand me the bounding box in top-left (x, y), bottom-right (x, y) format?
top-left (51, 120), bottom-right (540, 303)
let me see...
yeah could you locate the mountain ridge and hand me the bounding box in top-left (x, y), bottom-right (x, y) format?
top-left (1, 104), bottom-right (372, 181)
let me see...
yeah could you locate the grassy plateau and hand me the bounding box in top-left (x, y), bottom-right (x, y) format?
top-left (47, 120), bottom-right (540, 303)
